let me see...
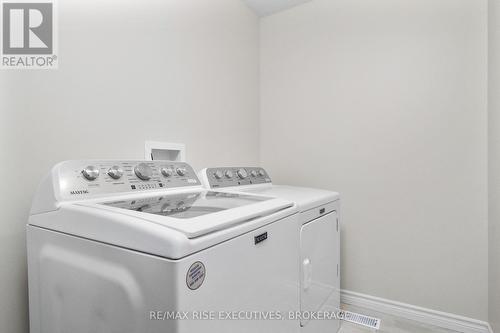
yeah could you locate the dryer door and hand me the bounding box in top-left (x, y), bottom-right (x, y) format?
top-left (300, 211), bottom-right (339, 327)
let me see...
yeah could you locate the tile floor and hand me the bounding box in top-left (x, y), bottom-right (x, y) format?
top-left (339, 304), bottom-right (461, 333)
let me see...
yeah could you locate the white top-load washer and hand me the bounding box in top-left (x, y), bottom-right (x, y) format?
top-left (199, 166), bottom-right (341, 333)
top-left (28, 160), bottom-right (302, 333)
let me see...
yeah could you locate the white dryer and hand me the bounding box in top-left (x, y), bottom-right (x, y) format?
top-left (28, 160), bottom-right (301, 333)
top-left (199, 166), bottom-right (341, 333)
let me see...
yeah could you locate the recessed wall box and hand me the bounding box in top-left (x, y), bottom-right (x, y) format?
top-left (145, 141), bottom-right (186, 162)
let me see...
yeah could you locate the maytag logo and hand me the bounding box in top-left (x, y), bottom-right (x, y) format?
top-left (70, 190), bottom-right (89, 195)
top-left (254, 232), bottom-right (268, 245)
top-left (1, 0), bottom-right (58, 69)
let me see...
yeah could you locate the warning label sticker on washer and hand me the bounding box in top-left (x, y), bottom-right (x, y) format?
top-left (186, 261), bottom-right (206, 290)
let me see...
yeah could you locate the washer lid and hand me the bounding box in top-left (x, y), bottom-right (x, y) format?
top-left (89, 190), bottom-right (294, 238)
top-left (101, 191), bottom-right (270, 219)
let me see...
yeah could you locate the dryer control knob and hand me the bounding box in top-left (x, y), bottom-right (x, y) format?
top-left (134, 163), bottom-right (153, 181)
top-left (82, 166), bottom-right (100, 181)
top-left (250, 170), bottom-right (257, 177)
top-left (176, 167), bottom-right (187, 176)
top-left (107, 166), bottom-right (123, 180)
top-left (237, 168), bottom-right (248, 179)
top-left (258, 169), bottom-right (266, 177)
top-left (225, 170), bottom-right (233, 179)
top-left (214, 170), bottom-right (223, 179)
top-left (161, 167), bottom-right (173, 177)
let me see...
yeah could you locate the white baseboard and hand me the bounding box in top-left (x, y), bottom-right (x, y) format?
top-left (340, 290), bottom-right (493, 333)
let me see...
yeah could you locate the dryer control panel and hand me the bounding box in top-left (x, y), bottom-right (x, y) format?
top-left (52, 160), bottom-right (201, 201)
top-left (203, 167), bottom-right (272, 189)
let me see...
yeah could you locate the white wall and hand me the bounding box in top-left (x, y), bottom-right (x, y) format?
top-left (489, 0), bottom-right (500, 330)
top-left (0, 1), bottom-right (259, 332)
top-left (260, 0), bottom-right (488, 320)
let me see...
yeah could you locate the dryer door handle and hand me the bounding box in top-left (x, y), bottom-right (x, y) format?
top-left (303, 258), bottom-right (312, 291)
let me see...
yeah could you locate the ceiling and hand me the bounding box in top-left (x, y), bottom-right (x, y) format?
top-left (241, 0), bottom-right (313, 17)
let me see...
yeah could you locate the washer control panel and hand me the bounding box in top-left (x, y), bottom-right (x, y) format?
top-left (204, 167), bottom-right (271, 189)
top-left (56, 160), bottom-right (201, 200)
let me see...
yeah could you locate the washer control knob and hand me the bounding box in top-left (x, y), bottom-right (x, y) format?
top-left (225, 170), bottom-right (233, 179)
top-left (258, 169), bottom-right (266, 177)
top-left (250, 170), bottom-right (257, 177)
top-left (82, 166), bottom-right (100, 181)
top-left (176, 167), bottom-right (187, 176)
top-left (134, 163), bottom-right (153, 181)
top-left (107, 166), bottom-right (123, 180)
top-left (214, 170), bottom-right (223, 179)
top-left (161, 167), bottom-right (173, 177)
top-left (237, 168), bottom-right (248, 179)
